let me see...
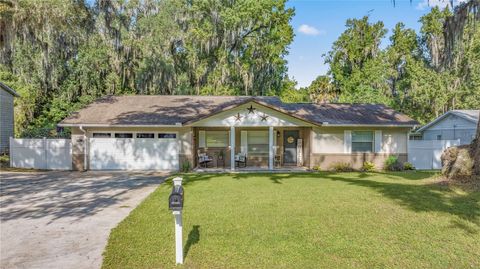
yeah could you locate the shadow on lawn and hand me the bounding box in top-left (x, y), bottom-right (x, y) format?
top-left (178, 171), bottom-right (479, 231)
top-left (326, 176), bottom-right (480, 230)
top-left (184, 225), bottom-right (200, 259)
top-left (0, 171), bottom-right (165, 222)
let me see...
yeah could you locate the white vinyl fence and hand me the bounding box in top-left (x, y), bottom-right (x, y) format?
top-left (408, 139), bottom-right (460, 170)
top-left (9, 138), bottom-right (72, 170)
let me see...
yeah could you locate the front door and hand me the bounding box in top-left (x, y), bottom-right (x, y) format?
top-left (283, 130), bottom-right (299, 165)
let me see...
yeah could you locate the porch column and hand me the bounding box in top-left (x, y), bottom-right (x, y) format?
top-left (230, 126), bottom-right (235, 170)
top-left (269, 126), bottom-right (274, 170)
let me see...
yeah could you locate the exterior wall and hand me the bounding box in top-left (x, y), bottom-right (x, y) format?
top-left (0, 89), bottom-right (15, 154)
top-left (71, 127), bottom-right (86, 170)
top-left (70, 126), bottom-right (192, 171)
top-left (311, 153), bottom-right (408, 170)
top-left (310, 126), bottom-right (410, 170)
top-left (421, 114), bottom-right (477, 145)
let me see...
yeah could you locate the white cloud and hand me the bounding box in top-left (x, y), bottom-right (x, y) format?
top-left (298, 24), bottom-right (324, 36)
top-left (416, 0), bottom-right (467, 10)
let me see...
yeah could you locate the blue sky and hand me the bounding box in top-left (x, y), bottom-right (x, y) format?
top-left (285, 0), bottom-right (458, 88)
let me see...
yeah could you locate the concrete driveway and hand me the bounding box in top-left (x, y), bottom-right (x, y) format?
top-left (0, 171), bottom-right (166, 269)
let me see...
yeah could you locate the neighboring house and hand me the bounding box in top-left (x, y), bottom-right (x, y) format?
top-left (413, 110), bottom-right (479, 145)
top-left (0, 82), bottom-right (19, 154)
top-left (58, 95), bottom-right (418, 171)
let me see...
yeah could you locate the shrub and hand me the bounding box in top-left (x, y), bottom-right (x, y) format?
top-left (0, 154), bottom-right (9, 168)
top-left (312, 165), bottom-right (321, 171)
top-left (330, 162), bottom-right (354, 172)
top-left (384, 156), bottom-right (403, 171)
top-left (181, 161), bottom-right (191, 173)
top-left (403, 162), bottom-right (415, 170)
top-left (362, 161), bottom-right (376, 172)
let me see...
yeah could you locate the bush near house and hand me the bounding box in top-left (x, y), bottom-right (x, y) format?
top-left (403, 162), bottom-right (415, 171)
top-left (384, 156), bottom-right (403, 171)
top-left (181, 161), bottom-right (192, 173)
top-left (0, 154), bottom-right (9, 168)
top-left (330, 162), bottom-right (354, 172)
top-left (362, 161), bottom-right (376, 172)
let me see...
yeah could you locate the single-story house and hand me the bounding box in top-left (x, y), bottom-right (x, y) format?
top-left (58, 95), bottom-right (418, 171)
top-left (411, 110), bottom-right (479, 145)
top-left (0, 82), bottom-right (20, 154)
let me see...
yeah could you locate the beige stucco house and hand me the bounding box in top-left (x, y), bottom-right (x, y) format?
top-left (0, 82), bottom-right (19, 154)
top-left (59, 95), bottom-right (418, 171)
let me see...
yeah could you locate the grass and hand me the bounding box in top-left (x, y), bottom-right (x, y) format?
top-left (102, 172), bottom-right (480, 269)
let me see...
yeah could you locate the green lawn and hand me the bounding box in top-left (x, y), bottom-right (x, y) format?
top-left (102, 172), bottom-right (480, 269)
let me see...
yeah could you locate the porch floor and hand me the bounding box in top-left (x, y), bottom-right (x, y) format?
top-left (193, 166), bottom-right (310, 173)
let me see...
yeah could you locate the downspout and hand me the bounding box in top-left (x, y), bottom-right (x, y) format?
top-left (79, 125), bottom-right (88, 171)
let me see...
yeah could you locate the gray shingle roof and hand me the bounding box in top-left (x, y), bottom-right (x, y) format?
top-left (416, 109), bottom-right (479, 132)
top-left (59, 95), bottom-right (418, 126)
top-left (450, 110), bottom-right (479, 122)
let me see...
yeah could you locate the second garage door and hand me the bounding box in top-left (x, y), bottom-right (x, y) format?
top-left (89, 138), bottom-right (179, 170)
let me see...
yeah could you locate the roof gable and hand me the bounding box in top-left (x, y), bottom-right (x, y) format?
top-left (417, 110), bottom-right (479, 132)
top-left (191, 101), bottom-right (315, 127)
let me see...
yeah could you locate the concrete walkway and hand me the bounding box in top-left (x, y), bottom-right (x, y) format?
top-left (0, 171), bottom-right (166, 269)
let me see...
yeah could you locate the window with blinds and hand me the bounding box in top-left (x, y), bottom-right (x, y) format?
top-left (352, 131), bottom-right (373, 152)
top-left (247, 131), bottom-right (269, 156)
top-left (206, 131), bottom-right (228, 147)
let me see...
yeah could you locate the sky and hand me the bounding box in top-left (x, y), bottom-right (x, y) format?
top-left (285, 0), bottom-right (461, 88)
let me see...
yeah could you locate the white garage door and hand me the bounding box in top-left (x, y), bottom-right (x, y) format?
top-left (89, 138), bottom-right (179, 170)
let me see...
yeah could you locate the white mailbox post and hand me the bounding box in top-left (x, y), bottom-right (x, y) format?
top-left (169, 177), bottom-right (184, 265)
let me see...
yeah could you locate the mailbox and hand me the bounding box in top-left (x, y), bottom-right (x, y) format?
top-left (169, 185), bottom-right (184, 211)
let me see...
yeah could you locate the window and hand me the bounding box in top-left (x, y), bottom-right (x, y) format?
top-left (247, 131), bottom-right (269, 156)
top-left (352, 131), bottom-right (373, 152)
top-left (206, 131), bottom-right (228, 147)
top-left (115, 133), bottom-right (133, 138)
top-left (158, 133), bottom-right (177, 139)
top-left (137, 133), bottom-right (155, 138)
top-left (92, 133), bottom-right (111, 138)
top-left (436, 135), bottom-right (442, 140)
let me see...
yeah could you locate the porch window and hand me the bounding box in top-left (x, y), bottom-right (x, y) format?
top-left (247, 131), bottom-right (269, 156)
top-left (158, 133), bottom-right (176, 139)
top-left (92, 133), bottom-right (111, 138)
top-left (137, 133), bottom-right (155, 138)
top-left (115, 133), bottom-right (133, 138)
top-left (352, 131), bottom-right (373, 152)
top-left (206, 131), bottom-right (228, 147)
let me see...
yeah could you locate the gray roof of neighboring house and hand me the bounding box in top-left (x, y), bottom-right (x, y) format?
top-left (59, 95), bottom-right (418, 127)
top-left (0, 81), bottom-right (20, 97)
top-left (416, 110), bottom-right (479, 132)
top-left (450, 110), bottom-right (480, 122)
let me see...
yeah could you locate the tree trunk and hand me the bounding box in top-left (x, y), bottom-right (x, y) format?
top-left (442, 111), bottom-right (480, 180)
top-left (472, 113), bottom-right (480, 177)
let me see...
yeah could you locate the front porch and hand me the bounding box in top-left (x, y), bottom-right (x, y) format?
top-left (194, 166), bottom-right (311, 173)
top-left (193, 126), bottom-right (311, 170)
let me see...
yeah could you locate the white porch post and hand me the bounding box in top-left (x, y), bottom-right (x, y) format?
top-left (230, 126), bottom-right (235, 170)
top-left (269, 126), bottom-right (274, 170)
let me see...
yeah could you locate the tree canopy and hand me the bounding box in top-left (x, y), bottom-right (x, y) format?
top-left (308, 3), bottom-right (479, 124)
top-left (0, 0), bottom-right (294, 136)
top-left (0, 0), bottom-right (478, 136)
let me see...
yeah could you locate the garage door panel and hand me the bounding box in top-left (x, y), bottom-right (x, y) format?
top-left (89, 138), bottom-right (179, 170)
